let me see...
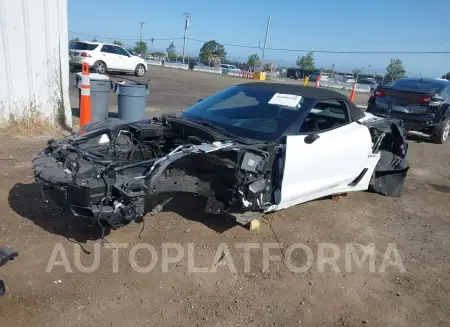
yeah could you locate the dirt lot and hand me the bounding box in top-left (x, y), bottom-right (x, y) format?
top-left (0, 68), bottom-right (449, 327)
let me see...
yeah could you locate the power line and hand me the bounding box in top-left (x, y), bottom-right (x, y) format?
top-left (68, 30), bottom-right (450, 54)
top-left (263, 48), bottom-right (450, 54)
top-left (186, 37), bottom-right (450, 54)
top-left (186, 37), bottom-right (259, 49)
top-left (68, 31), bottom-right (183, 41)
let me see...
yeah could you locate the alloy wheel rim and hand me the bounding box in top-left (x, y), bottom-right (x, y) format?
top-left (97, 64), bottom-right (105, 73)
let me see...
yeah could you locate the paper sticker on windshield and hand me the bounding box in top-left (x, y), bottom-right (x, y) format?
top-left (268, 93), bottom-right (302, 107)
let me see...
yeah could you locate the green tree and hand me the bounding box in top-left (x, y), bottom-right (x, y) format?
top-left (151, 51), bottom-right (166, 57)
top-left (386, 58), bottom-right (406, 81)
top-left (92, 38), bottom-right (98, 42)
top-left (441, 72), bottom-right (450, 80)
top-left (70, 37), bottom-right (79, 44)
top-left (247, 53), bottom-right (260, 66)
top-left (199, 40), bottom-right (226, 62)
top-left (134, 41), bottom-right (148, 55)
top-left (296, 52), bottom-right (316, 71)
top-left (113, 40), bottom-right (123, 47)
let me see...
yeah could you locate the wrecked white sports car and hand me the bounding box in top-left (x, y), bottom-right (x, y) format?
top-left (33, 83), bottom-right (409, 228)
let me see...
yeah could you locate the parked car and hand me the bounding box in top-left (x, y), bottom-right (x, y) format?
top-left (309, 72), bottom-right (329, 82)
top-left (358, 78), bottom-right (378, 91)
top-left (69, 41), bottom-right (147, 76)
top-left (220, 64), bottom-right (241, 74)
top-left (32, 83), bottom-right (408, 229)
top-left (286, 68), bottom-right (301, 79)
top-left (367, 77), bottom-right (450, 144)
top-left (343, 75), bottom-right (356, 84)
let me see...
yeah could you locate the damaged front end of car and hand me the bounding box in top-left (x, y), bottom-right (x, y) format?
top-left (33, 117), bottom-right (282, 228)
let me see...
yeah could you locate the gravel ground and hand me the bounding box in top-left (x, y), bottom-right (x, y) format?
top-left (0, 69), bottom-right (449, 327)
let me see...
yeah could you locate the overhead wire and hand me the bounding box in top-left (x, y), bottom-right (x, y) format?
top-left (68, 30), bottom-right (450, 54)
top-left (68, 30), bottom-right (183, 41)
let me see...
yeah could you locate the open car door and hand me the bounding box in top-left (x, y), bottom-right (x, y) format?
top-left (268, 100), bottom-right (381, 212)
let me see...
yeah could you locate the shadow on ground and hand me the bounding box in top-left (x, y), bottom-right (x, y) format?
top-left (8, 183), bottom-right (107, 244)
top-left (143, 193), bottom-right (240, 234)
top-left (429, 183), bottom-right (450, 193)
top-left (9, 184), bottom-right (239, 243)
top-left (405, 132), bottom-right (436, 144)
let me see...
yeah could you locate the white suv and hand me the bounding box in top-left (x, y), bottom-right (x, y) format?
top-left (69, 41), bottom-right (147, 77)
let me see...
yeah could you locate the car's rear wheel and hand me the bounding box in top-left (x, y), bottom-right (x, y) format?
top-left (93, 61), bottom-right (107, 74)
top-left (431, 119), bottom-right (450, 144)
top-left (135, 64), bottom-right (146, 77)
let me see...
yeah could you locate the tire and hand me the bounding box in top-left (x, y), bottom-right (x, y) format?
top-left (93, 61), bottom-right (107, 74)
top-left (431, 119), bottom-right (450, 144)
top-left (135, 64), bottom-right (146, 77)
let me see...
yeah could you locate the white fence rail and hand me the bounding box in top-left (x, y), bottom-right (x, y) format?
top-left (163, 62), bottom-right (189, 70)
top-left (145, 59), bottom-right (162, 66)
top-left (193, 66), bottom-right (222, 74)
top-left (320, 80), bottom-right (372, 93)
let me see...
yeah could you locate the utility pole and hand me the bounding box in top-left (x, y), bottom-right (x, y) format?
top-left (182, 12), bottom-right (191, 64)
top-left (260, 14), bottom-right (271, 73)
top-left (368, 65), bottom-right (372, 75)
top-left (139, 21), bottom-right (145, 41)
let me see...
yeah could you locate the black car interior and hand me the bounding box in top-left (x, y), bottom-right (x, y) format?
top-left (299, 100), bottom-right (350, 134)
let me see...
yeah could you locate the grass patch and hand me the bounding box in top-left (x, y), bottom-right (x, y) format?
top-left (0, 107), bottom-right (57, 135)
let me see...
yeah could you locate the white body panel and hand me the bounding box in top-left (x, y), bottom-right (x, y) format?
top-left (266, 122), bottom-right (380, 213)
top-left (101, 52), bottom-right (120, 70)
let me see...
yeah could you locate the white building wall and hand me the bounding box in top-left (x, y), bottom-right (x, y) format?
top-left (0, 0), bottom-right (72, 127)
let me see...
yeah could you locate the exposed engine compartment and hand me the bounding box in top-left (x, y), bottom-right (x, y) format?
top-left (33, 117), bottom-right (280, 228)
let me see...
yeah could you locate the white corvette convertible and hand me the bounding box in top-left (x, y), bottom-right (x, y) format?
top-left (33, 83), bottom-right (409, 228)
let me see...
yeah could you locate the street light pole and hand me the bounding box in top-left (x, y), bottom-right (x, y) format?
top-left (139, 21), bottom-right (145, 41)
top-left (260, 14), bottom-right (271, 73)
top-left (182, 12), bottom-right (191, 64)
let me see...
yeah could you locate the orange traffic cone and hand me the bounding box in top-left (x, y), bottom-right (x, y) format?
top-left (79, 62), bottom-right (91, 128)
top-left (349, 81), bottom-right (357, 102)
top-left (316, 76), bottom-right (320, 88)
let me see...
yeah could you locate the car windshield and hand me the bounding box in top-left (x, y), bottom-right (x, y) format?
top-left (181, 85), bottom-right (316, 142)
top-left (387, 79), bottom-right (446, 92)
top-left (71, 42), bottom-right (99, 51)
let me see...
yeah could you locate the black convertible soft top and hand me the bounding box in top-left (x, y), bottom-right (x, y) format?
top-left (239, 82), bottom-right (365, 121)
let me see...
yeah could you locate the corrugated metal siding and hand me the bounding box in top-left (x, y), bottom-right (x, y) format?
top-left (0, 0), bottom-right (71, 127)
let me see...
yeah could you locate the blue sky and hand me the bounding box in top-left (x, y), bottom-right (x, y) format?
top-left (68, 0), bottom-right (450, 77)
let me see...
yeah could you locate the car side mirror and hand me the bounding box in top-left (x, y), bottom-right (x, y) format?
top-left (304, 133), bottom-right (320, 144)
top-left (197, 98), bottom-right (204, 103)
